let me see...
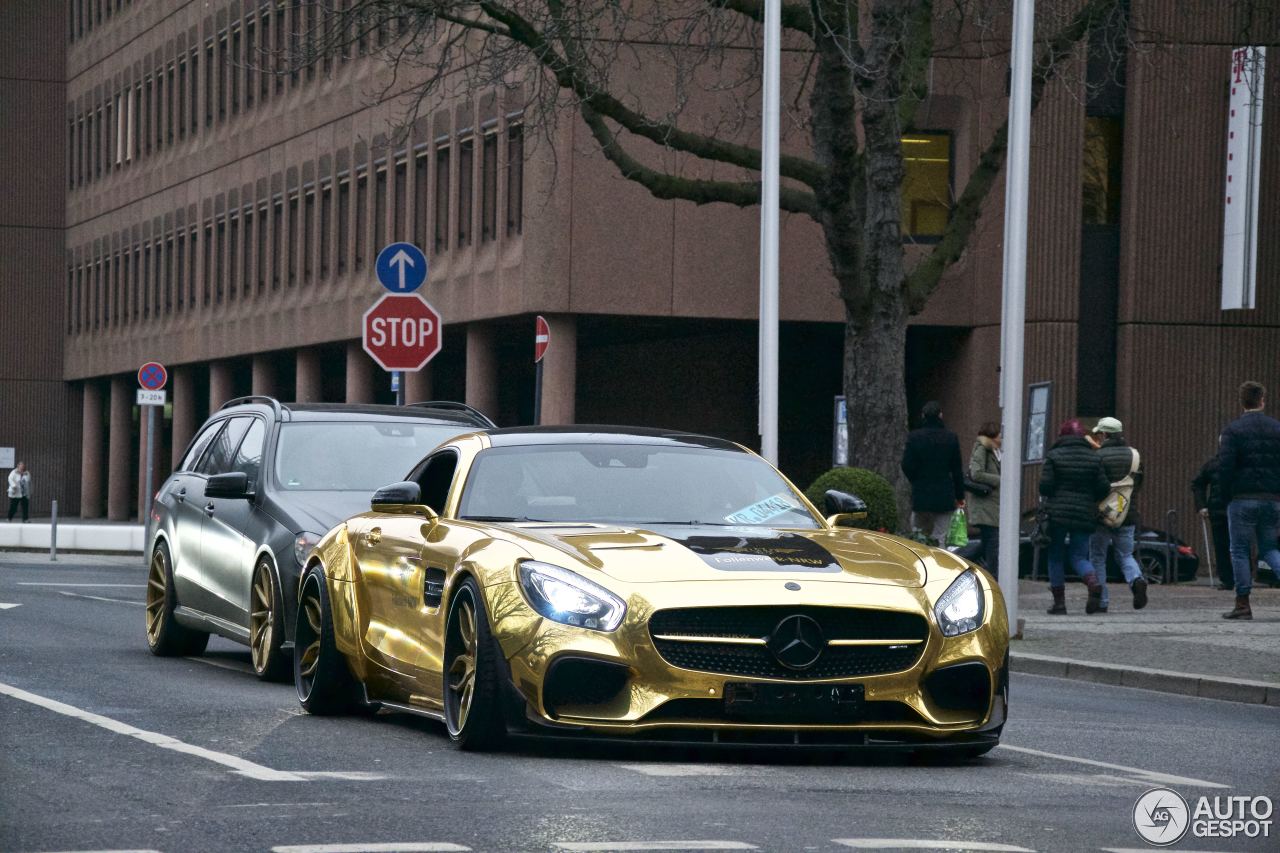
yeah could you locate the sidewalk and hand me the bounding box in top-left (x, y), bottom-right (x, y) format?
top-left (1013, 579), bottom-right (1280, 705)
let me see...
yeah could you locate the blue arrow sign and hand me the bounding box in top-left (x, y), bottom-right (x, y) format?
top-left (375, 242), bottom-right (428, 293)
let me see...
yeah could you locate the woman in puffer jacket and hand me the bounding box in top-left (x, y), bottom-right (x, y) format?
top-left (967, 422), bottom-right (1002, 575)
top-left (1038, 419), bottom-right (1110, 614)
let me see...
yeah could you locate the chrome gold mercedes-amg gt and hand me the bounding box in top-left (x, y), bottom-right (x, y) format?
top-left (295, 427), bottom-right (1009, 756)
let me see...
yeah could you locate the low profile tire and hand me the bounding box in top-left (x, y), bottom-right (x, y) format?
top-left (443, 578), bottom-right (505, 751)
top-left (249, 560), bottom-right (290, 681)
top-left (145, 541), bottom-right (210, 657)
top-left (294, 567), bottom-right (359, 715)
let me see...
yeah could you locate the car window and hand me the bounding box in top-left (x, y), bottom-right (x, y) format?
top-left (229, 418), bottom-right (267, 485)
top-left (274, 421), bottom-right (461, 491)
top-left (197, 417), bottom-right (252, 476)
top-left (179, 421), bottom-right (224, 472)
top-left (416, 451), bottom-right (459, 513)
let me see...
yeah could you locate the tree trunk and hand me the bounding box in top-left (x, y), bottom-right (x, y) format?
top-left (843, 299), bottom-right (911, 530)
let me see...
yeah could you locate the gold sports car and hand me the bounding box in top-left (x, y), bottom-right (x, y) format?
top-left (294, 427), bottom-right (1009, 757)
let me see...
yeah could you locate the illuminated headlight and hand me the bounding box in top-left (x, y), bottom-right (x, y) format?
top-left (294, 531), bottom-right (322, 567)
top-left (934, 570), bottom-right (985, 637)
top-left (518, 560), bottom-right (626, 632)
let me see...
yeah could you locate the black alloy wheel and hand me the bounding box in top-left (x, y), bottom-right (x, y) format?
top-left (145, 541), bottom-right (210, 657)
top-left (442, 578), bottom-right (505, 750)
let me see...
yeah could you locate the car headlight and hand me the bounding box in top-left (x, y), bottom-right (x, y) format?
top-left (934, 570), bottom-right (985, 637)
top-left (294, 531), bottom-right (322, 567)
top-left (518, 560), bottom-right (626, 632)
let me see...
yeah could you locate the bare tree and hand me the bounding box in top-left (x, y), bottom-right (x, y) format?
top-left (292, 0), bottom-right (1132, 501)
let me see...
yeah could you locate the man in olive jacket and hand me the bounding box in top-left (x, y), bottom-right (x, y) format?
top-left (901, 401), bottom-right (965, 545)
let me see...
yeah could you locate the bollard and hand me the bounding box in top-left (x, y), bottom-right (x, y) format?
top-left (50, 499), bottom-right (58, 562)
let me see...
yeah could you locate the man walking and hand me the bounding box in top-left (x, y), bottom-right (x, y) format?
top-left (7, 461), bottom-right (31, 522)
top-left (1192, 448), bottom-right (1235, 590)
top-left (901, 401), bottom-right (965, 545)
top-left (1218, 381), bottom-right (1280, 620)
top-left (1089, 418), bottom-right (1148, 611)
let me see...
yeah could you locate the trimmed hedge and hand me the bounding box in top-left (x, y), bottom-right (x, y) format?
top-left (804, 467), bottom-right (898, 533)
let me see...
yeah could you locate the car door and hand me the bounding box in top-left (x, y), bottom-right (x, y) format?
top-left (200, 416), bottom-right (266, 629)
top-left (169, 419), bottom-right (231, 614)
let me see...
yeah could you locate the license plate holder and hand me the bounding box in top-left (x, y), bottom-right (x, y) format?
top-left (722, 682), bottom-right (866, 722)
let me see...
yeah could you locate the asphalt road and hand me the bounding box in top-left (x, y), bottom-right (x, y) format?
top-left (1, 555), bottom-right (1276, 853)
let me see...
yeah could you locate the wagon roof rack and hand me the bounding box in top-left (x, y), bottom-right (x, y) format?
top-left (219, 395), bottom-right (288, 419)
top-left (406, 400), bottom-right (497, 429)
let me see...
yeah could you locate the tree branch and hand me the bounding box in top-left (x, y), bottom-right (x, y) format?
top-left (580, 105), bottom-right (820, 217)
top-left (718, 0), bottom-right (816, 37)
top-left (905, 0), bottom-right (1124, 309)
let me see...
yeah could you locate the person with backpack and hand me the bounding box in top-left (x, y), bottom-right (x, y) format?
top-left (1089, 417), bottom-right (1148, 611)
top-left (1216, 381), bottom-right (1280, 620)
top-left (1038, 419), bottom-right (1110, 614)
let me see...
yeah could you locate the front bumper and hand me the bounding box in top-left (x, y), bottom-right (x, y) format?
top-left (489, 576), bottom-right (1009, 744)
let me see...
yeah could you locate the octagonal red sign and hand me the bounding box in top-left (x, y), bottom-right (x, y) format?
top-left (362, 293), bottom-right (443, 372)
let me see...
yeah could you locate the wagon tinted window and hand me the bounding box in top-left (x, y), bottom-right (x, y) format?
top-left (196, 417), bottom-right (251, 475)
top-left (275, 421), bottom-right (460, 491)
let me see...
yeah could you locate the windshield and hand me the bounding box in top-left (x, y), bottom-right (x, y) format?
top-left (275, 421), bottom-right (463, 491)
top-left (458, 443), bottom-right (820, 528)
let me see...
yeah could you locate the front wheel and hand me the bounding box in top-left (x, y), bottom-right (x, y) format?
top-left (294, 568), bottom-right (359, 715)
top-left (443, 578), bottom-right (505, 750)
top-left (145, 542), bottom-right (209, 657)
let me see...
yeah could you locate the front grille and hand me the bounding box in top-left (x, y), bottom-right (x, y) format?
top-left (649, 606), bottom-right (928, 680)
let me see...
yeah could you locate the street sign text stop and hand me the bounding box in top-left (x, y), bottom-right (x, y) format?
top-left (362, 293), bottom-right (443, 372)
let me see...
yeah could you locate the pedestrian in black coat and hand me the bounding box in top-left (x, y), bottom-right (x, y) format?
top-left (901, 401), bottom-right (965, 545)
top-left (1037, 419), bottom-right (1109, 614)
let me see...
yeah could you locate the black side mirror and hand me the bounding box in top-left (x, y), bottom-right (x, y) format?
top-left (371, 481), bottom-right (438, 521)
top-left (824, 489), bottom-right (867, 516)
top-left (206, 471), bottom-right (252, 500)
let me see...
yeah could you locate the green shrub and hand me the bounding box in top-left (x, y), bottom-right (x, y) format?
top-left (804, 467), bottom-right (898, 532)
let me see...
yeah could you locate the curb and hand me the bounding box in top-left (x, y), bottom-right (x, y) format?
top-left (1010, 651), bottom-right (1280, 707)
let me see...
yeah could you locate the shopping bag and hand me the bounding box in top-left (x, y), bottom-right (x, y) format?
top-left (947, 509), bottom-right (969, 547)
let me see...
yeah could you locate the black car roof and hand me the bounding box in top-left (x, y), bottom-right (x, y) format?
top-left (215, 397), bottom-right (490, 427)
top-left (483, 425), bottom-right (744, 451)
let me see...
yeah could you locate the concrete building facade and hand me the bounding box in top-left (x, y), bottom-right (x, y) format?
top-left (2, 1), bottom-right (1278, 541)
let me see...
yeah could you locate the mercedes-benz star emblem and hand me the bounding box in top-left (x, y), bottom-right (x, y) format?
top-left (766, 614), bottom-right (825, 670)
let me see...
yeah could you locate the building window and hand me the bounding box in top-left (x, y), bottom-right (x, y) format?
top-left (189, 51), bottom-right (199, 135)
top-left (230, 26), bottom-right (241, 115)
top-left (175, 231), bottom-right (185, 309)
top-left (413, 148), bottom-right (429, 250)
top-left (337, 176), bottom-right (350, 274)
top-left (132, 243), bottom-right (142, 322)
top-left (166, 63), bottom-right (176, 143)
top-left (393, 157), bottom-right (407, 240)
top-left (256, 203), bottom-right (268, 293)
top-left (374, 165), bottom-right (387, 252)
top-left (288, 191), bottom-right (299, 286)
top-left (481, 132), bottom-right (497, 242)
top-left (257, 10), bottom-right (270, 104)
top-left (1082, 117), bottom-right (1123, 226)
top-left (319, 181), bottom-right (332, 279)
top-left (242, 207), bottom-right (253, 296)
top-left (304, 188), bottom-right (315, 283)
top-left (457, 137), bottom-right (473, 248)
top-left (188, 227), bottom-right (199, 307)
top-left (205, 40), bottom-right (214, 126)
top-left (434, 145), bottom-right (450, 254)
top-left (355, 169), bottom-right (368, 269)
top-left (274, 3), bottom-right (285, 94)
top-left (900, 132), bottom-right (951, 239)
top-left (165, 234), bottom-right (175, 313)
top-left (142, 245), bottom-right (151, 318)
top-left (506, 123), bottom-right (523, 236)
top-left (215, 217), bottom-right (226, 302)
top-left (217, 32), bottom-right (228, 120)
top-left (177, 59), bottom-right (187, 139)
top-left (154, 70), bottom-right (163, 151)
top-left (120, 250), bottom-right (130, 323)
top-left (228, 213), bottom-right (239, 298)
top-left (203, 222), bottom-right (213, 304)
top-left (271, 196), bottom-right (283, 289)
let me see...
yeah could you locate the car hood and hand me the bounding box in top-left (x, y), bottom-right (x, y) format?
top-left (267, 490), bottom-right (374, 535)
top-left (506, 523), bottom-right (929, 587)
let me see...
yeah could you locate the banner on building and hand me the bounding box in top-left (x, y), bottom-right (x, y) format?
top-left (1222, 46), bottom-right (1266, 311)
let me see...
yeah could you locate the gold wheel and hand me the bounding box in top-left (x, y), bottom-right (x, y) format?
top-left (145, 548), bottom-right (166, 646)
top-left (249, 563), bottom-right (276, 674)
top-left (446, 596), bottom-right (478, 734)
top-left (298, 594), bottom-right (322, 682)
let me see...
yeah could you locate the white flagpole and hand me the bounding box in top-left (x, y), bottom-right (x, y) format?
top-left (758, 0), bottom-right (781, 465)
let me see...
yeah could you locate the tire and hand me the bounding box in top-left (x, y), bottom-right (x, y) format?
top-left (1138, 551), bottom-right (1167, 584)
top-left (145, 541), bottom-right (210, 657)
top-left (249, 560), bottom-right (290, 681)
top-left (294, 567), bottom-right (360, 715)
top-left (443, 578), bottom-right (506, 751)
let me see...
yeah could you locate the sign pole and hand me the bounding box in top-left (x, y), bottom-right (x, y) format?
top-left (143, 404), bottom-right (156, 540)
top-left (997, 0), bottom-right (1035, 639)
top-left (533, 360), bottom-right (544, 426)
top-left (533, 315), bottom-right (550, 426)
top-left (757, 0), bottom-right (781, 465)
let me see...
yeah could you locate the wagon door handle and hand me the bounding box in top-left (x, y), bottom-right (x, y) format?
top-left (175, 487), bottom-right (186, 504)
top-left (364, 527), bottom-right (382, 547)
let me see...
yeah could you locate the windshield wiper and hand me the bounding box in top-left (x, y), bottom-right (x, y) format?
top-left (630, 520), bottom-right (728, 527)
top-left (461, 515), bottom-right (553, 523)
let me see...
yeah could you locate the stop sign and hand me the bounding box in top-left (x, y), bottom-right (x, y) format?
top-left (362, 294), bottom-right (443, 371)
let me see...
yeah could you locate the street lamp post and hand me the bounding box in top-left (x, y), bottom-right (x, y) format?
top-left (997, 0), bottom-right (1036, 637)
top-left (758, 0), bottom-right (781, 465)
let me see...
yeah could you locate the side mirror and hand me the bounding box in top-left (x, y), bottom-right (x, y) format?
top-left (371, 481), bottom-right (438, 521)
top-left (824, 489), bottom-right (868, 528)
top-left (206, 471), bottom-right (252, 500)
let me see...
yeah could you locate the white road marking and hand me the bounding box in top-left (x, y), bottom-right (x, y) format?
top-left (17, 582), bottom-right (146, 587)
top-left (217, 802), bottom-right (336, 809)
top-left (998, 744), bottom-right (1229, 789)
top-left (554, 844), bottom-right (757, 852)
top-left (1102, 849), bottom-right (1235, 853)
top-left (616, 763), bottom-right (736, 777)
top-left (34, 849), bottom-right (163, 853)
top-left (289, 771), bottom-right (391, 781)
top-left (0, 602), bottom-right (20, 609)
top-left (185, 655), bottom-right (254, 674)
top-left (57, 591), bottom-right (143, 606)
top-left (833, 842), bottom-right (1033, 852)
top-left (0, 679), bottom-right (306, 782)
top-left (272, 840), bottom-right (473, 845)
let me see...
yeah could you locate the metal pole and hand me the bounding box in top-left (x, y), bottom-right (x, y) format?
top-left (757, 0), bottom-right (781, 465)
top-left (395, 371), bottom-right (405, 407)
top-left (50, 499), bottom-right (58, 563)
top-left (996, 0), bottom-right (1036, 638)
top-left (533, 360), bottom-right (544, 426)
top-left (143, 405), bottom-right (156, 545)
